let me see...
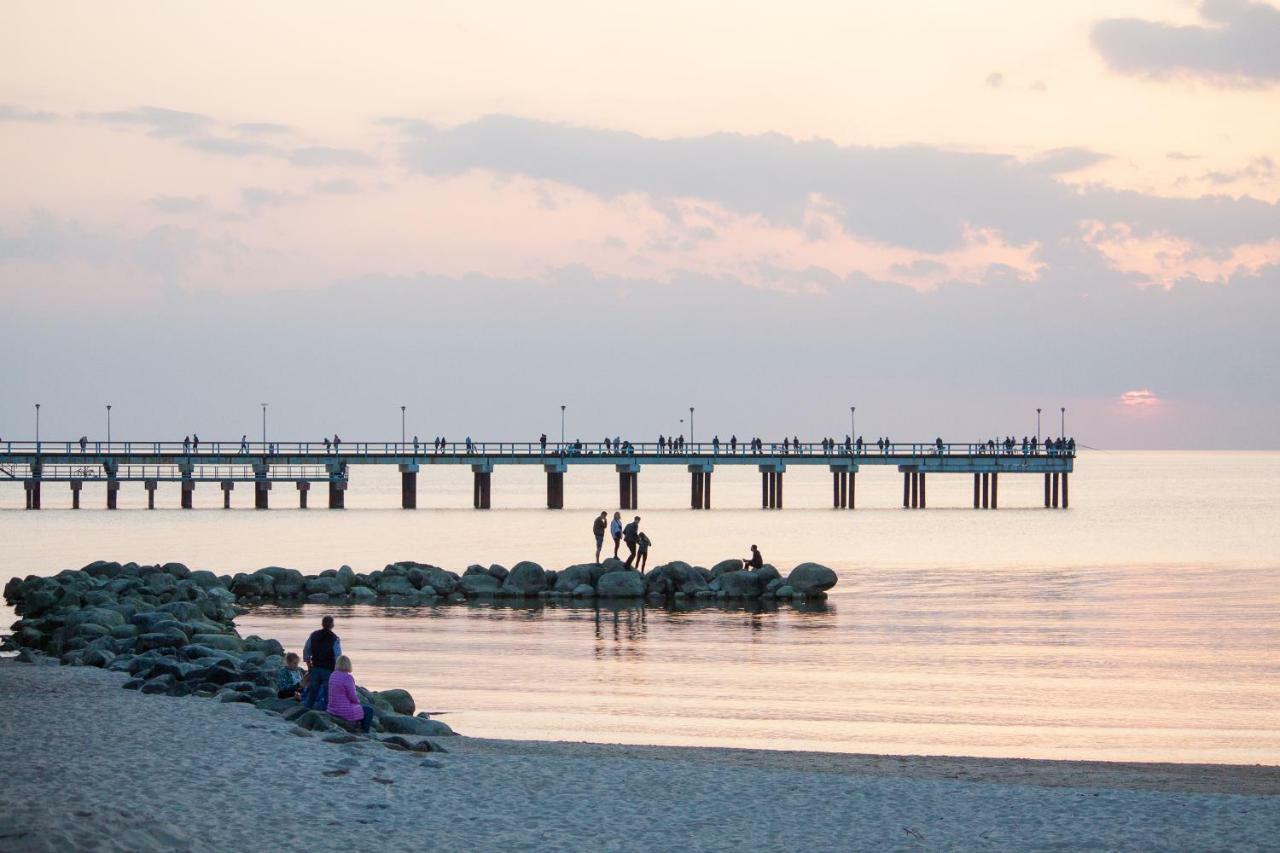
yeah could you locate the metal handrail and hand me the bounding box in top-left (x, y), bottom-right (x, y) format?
top-left (0, 439), bottom-right (1077, 459)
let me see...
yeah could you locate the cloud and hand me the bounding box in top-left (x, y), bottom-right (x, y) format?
top-left (1027, 147), bottom-right (1110, 175)
top-left (310, 178), bottom-right (360, 195)
top-left (84, 105), bottom-right (212, 137)
top-left (288, 146), bottom-right (376, 168)
top-left (240, 187), bottom-right (301, 210)
top-left (0, 105), bottom-right (59, 123)
top-left (1201, 155), bottom-right (1276, 185)
top-left (1167, 151), bottom-right (1201, 161)
top-left (234, 122), bottom-right (292, 135)
top-left (1121, 389), bottom-right (1161, 407)
top-left (1092, 1), bottom-right (1280, 86)
top-left (985, 72), bottom-right (1005, 88)
top-left (182, 136), bottom-right (276, 157)
top-left (397, 115), bottom-right (1280, 259)
top-left (148, 195), bottom-right (209, 214)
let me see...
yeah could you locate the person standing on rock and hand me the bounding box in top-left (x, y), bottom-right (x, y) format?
top-left (636, 529), bottom-right (651, 574)
top-left (622, 516), bottom-right (641, 567)
top-left (593, 511), bottom-right (608, 563)
top-left (302, 615), bottom-right (341, 710)
top-left (610, 512), bottom-right (624, 558)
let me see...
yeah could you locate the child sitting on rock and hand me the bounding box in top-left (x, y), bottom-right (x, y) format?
top-left (276, 652), bottom-right (304, 700)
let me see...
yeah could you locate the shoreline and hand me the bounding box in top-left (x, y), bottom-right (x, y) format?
top-left (2, 661), bottom-right (1277, 853)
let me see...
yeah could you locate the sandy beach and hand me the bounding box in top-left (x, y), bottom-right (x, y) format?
top-left (1, 660), bottom-right (1275, 853)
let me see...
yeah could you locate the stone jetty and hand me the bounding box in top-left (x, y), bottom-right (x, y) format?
top-left (2, 558), bottom-right (836, 751)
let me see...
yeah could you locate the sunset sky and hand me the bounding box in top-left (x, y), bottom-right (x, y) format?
top-left (2, 1), bottom-right (1278, 446)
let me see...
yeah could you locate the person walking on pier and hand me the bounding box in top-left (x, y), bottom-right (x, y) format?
top-left (604, 437), bottom-right (612, 454)
top-left (610, 511), bottom-right (623, 558)
top-left (183, 436), bottom-right (191, 454)
top-left (622, 516), bottom-right (641, 567)
top-left (730, 435), bottom-right (737, 454)
top-left (713, 435), bottom-right (720, 454)
top-left (239, 435), bottom-right (249, 454)
top-left (540, 433), bottom-right (547, 454)
top-left (302, 615), bottom-right (341, 711)
top-left (79, 436), bottom-right (87, 452)
top-left (593, 511), bottom-right (608, 563)
top-left (333, 434), bottom-right (342, 453)
top-left (192, 434), bottom-right (200, 453)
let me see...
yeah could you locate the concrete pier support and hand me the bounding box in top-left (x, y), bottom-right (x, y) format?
top-left (903, 472), bottom-right (910, 508)
top-left (106, 479), bottom-right (119, 510)
top-left (181, 478), bottom-right (194, 509)
top-left (910, 471), bottom-right (919, 508)
top-left (297, 481), bottom-right (309, 509)
top-left (833, 471), bottom-right (847, 508)
top-left (619, 472), bottom-right (638, 509)
top-left (688, 465), bottom-right (712, 509)
top-left (473, 471), bottom-right (492, 509)
top-left (974, 473), bottom-right (980, 509)
top-left (760, 466), bottom-right (784, 509)
top-left (70, 480), bottom-right (81, 509)
top-left (1061, 472), bottom-right (1069, 509)
top-left (982, 472), bottom-right (990, 509)
top-left (776, 471), bottom-right (783, 508)
top-left (1044, 473), bottom-right (1051, 508)
top-left (1052, 472), bottom-right (1060, 509)
top-left (24, 479), bottom-right (41, 510)
top-left (145, 480), bottom-right (157, 509)
top-left (546, 471), bottom-right (564, 509)
top-left (919, 472), bottom-right (927, 508)
top-left (221, 480), bottom-right (234, 509)
top-left (254, 479), bottom-right (271, 510)
top-left (399, 463), bottom-right (418, 509)
top-left (991, 473), bottom-right (998, 509)
top-left (849, 471), bottom-right (855, 509)
top-left (762, 471), bottom-right (769, 508)
top-left (328, 478), bottom-right (346, 509)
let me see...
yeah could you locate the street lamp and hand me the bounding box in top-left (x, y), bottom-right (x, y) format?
top-left (35, 403), bottom-right (40, 448)
top-left (560, 405), bottom-right (566, 448)
top-left (1060, 406), bottom-right (1066, 438)
top-left (850, 406), bottom-right (855, 439)
top-left (690, 407), bottom-right (695, 449)
top-left (106, 404), bottom-right (112, 449)
top-left (1036, 408), bottom-right (1042, 443)
top-left (401, 405), bottom-right (406, 446)
top-left (261, 403), bottom-right (268, 451)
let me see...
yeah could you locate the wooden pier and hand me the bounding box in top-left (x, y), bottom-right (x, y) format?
top-left (2, 440), bottom-right (1074, 511)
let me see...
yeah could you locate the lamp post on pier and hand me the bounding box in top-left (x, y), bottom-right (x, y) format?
top-left (1060, 406), bottom-right (1065, 439)
top-left (560, 405), bottom-right (566, 449)
top-left (34, 403), bottom-right (40, 450)
top-left (1036, 408), bottom-right (1042, 444)
top-left (106, 405), bottom-right (111, 450)
top-left (690, 407), bottom-right (695, 450)
top-left (401, 405), bottom-right (406, 447)
top-left (261, 403), bottom-right (268, 452)
top-left (850, 406), bottom-right (855, 440)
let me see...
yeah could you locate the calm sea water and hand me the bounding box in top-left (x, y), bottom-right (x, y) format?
top-left (3, 451), bottom-right (1277, 764)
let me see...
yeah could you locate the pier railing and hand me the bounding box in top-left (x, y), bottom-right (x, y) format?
top-left (0, 440), bottom-right (1077, 459)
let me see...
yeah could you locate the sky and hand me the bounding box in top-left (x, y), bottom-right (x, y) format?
top-left (1, 0), bottom-right (1278, 447)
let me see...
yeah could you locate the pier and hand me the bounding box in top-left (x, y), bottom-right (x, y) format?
top-left (2, 440), bottom-right (1074, 511)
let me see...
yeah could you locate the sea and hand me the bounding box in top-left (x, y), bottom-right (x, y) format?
top-left (3, 451), bottom-right (1277, 764)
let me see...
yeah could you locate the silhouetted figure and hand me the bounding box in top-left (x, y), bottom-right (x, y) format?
top-left (540, 433), bottom-right (547, 454)
top-left (622, 516), bottom-right (641, 567)
top-left (193, 435), bottom-right (200, 453)
top-left (610, 512), bottom-right (623, 558)
top-left (79, 436), bottom-right (87, 452)
top-left (333, 434), bottom-right (341, 453)
top-left (743, 544), bottom-right (763, 570)
top-left (183, 436), bottom-right (190, 453)
top-left (240, 435), bottom-right (249, 454)
top-left (593, 511), bottom-right (607, 563)
top-left (730, 435), bottom-right (738, 454)
top-left (413, 435), bottom-right (420, 453)
top-left (712, 435), bottom-right (720, 454)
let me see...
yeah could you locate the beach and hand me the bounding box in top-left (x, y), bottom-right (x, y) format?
top-left (2, 660), bottom-right (1275, 853)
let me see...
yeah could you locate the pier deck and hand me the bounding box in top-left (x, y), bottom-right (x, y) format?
top-left (1, 440), bottom-right (1074, 511)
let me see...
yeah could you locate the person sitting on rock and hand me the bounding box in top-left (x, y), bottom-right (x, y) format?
top-left (326, 655), bottom-right (375, 733)
top-left (743, 544), bottom-right (763, 570)
top-left (277, 652), bottom-right (304, 700)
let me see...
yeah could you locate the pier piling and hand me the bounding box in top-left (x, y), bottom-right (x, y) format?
top-left (296, 481), bottom-right (309, 509)
top-left (70, 480), bottom-right (81, 509)
top-left (399, 464), bottom-right (418, 510)
top-left (328, 478), bottom-right (346, 509)
top-left (1052, 472), bottom-right (1060, 509)
top-left (181, 478), bottom-right (194, 510)
top-left (545, 470), bottom-right (564, 509)
top-left (254, 479), bottom-right (271, 510)
top-left (920, 472), bottom-right (926, 508)
top-left (145, 479), bottom-right (156, 509)
top-left (221, 480), bottom-right (233, 509)
top-left (1061, 472), bottom-right (1069, 509)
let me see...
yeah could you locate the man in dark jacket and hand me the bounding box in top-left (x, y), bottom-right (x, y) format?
top-left (301, 615), bottom-right (341, 710)
top-left (593, 511), bottom-right (608, 563)
top-left (622, 516), bottom-right (641, 567)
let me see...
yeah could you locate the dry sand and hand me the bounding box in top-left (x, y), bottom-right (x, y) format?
top-left (1, 659), bottom-right (1276, 852)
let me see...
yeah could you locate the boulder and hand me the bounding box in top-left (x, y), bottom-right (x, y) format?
top-left (375, 575), bottom-right (416, 597)
top-left (571, 584), bottom-right (595, 598)
top-left (188, 570), bottom-right (221, 589)
top-left (349, 586), bottom-right (377, 601)
top-left (134, 631), bottom-right (188, 652)
top-left (335, 565), bottom-right (357, 590)
top-left (710, 559), bottom-right (743, 577)
top-left (189, 633), bottom-right (244, 652)
top-left (379, 715), bottom-right (455, 737)
top-left (679, 571), bottom-right (709, 595)
top-left (487, 564), bottom-right (509, 582)
top-left (145, 573), bottom-right (178, 595)
top-left (418, 567), bottom-right (459, 596)
top-left (140, 673), bottom-right (176, 694)
top-left (295, 711), bottom-right (339, 731)
top-left (755, 564), bottom-right (782, 585)
top-left (555, 564), bottom-right (596, 592)
top-left (501, 562), bottom-right (546, 596)
top-left (786, 563), bottom-right (838, 595)
top-left (774, 585), bottom-right (795, 599)
top-left (374, 689), bottom-right (416, 716)
top-left (64, 607), bottom-right (126, 629)
top-left (719, 571), bottom-right (764, 599)
top-left (305, 576), bottom-right (347, 596)
top-left (460, 573), bottom-right (500, 596)
top-left (596, 571), bottom-right (644, 598)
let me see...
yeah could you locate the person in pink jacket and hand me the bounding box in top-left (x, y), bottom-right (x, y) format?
top-left (326, 655), bottom-right (374, 733)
